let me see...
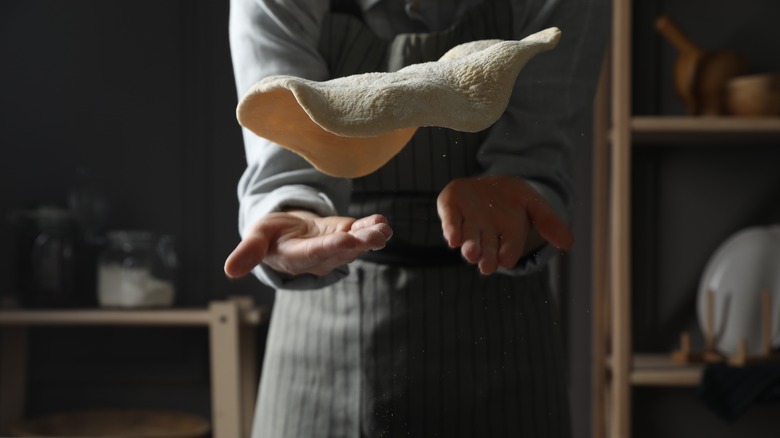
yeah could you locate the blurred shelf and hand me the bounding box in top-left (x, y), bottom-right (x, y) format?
top-left (593, 1), bottom-right (779, 436)
top-left (0, 305), bottom-right (265, 327)
top-left (629, 116), bottom-right (780, 144)
top-left (606, 353), bottom-right (703, 387)
top-left (0, 298), bottom-right (264, 438)
top-left (630, 354), bottom-right (703, 387)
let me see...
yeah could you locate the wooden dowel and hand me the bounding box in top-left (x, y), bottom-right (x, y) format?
top-left (736, 338), bottom-right (748, 366)
top-left (680, 331), bottom-right (691, 354)
top-left (705, 289), bottom-right (715, 351)
top-left (762, 290), bottom-right (771, 356)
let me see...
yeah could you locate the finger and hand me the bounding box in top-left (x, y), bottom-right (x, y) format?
top-left (351, 214), bottom-right (388, 230)
top-left (350, 225), bottom-right (392, 250)
top-left (525, 198), bottom-right (574, 250)
top-left (267, 232), bottom-right (356, 276)
top-left (497, 230), bottom-right (525, 269)
top-left (437, 198), bottom-right (463, 247)
top-left (304, 230), bottom-right (380, 274)
top-left (352, 221), bottom-right (393, 242)
top-left (224, 232), bottom-right (270, 279)
top-left (460, 222), bottom-right (482, 264)
top-left (307, 231), bottom-right (358, 259)
top-left (478, 233), bottom-right (500, 275)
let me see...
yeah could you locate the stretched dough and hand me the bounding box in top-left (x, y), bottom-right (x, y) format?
top-left (237, 27), bottom-right (561, 178)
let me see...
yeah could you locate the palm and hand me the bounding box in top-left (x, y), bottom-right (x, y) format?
top-left (225, 212), bottom-right (392, 278)
top-left (437, 175), bottom-right (573, 274)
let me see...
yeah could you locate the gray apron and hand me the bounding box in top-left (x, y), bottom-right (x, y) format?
top-left (252, 1), bottom-right (571, 436)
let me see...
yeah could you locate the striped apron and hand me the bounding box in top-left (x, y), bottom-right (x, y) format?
top-left (252, 1), bottom-right (571, 436)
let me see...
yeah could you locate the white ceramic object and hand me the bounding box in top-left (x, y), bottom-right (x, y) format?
top-left (697, 225), bottom-right (780, 355)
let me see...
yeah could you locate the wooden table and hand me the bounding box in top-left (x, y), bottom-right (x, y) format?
top-left (0, 298), bottom-right (266, 438)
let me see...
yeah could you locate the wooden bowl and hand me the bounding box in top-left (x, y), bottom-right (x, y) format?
top-left (726, 72), bottom-right (780, 117)
top-left (9, 409), bottom-right (210, 438)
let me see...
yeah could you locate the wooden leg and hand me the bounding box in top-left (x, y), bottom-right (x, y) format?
top-left (0, 327), bottom-right (28, 435)
top-left (762, 290), bottom-right (771, 356)
top-left (239, 323), bottom-right (257, 437)
top-left (209, 301), bottom-right (243, 438)
top-left (705, 290), bottom-right (715, 351)
top-left (609, 0), bottom-right (633, 428)
top-left (234, 297), bottom-right (258, 437)
top-left (604, 376), bottom-right (613, 438)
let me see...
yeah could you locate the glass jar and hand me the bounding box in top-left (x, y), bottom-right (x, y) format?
top-left (12, 206), bottom-right (78, 308)
top-left (97, 231), bottom-right (177, 308)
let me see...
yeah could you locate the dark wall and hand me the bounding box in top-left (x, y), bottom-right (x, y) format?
top-left (631, 0), bottom-right (780, 436)
top-left (1, 0), bottom-right (269, 422)
top-left (0, 0), bottom-right (266, 306)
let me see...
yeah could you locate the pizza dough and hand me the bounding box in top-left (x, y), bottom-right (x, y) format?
top-left (237, 27), bottom-right (561, 178)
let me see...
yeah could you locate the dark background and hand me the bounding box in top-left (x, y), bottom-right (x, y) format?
top-left (0, 0), bottom-right (264, 425)
top-left (1, 0), bottom-right (779, 437)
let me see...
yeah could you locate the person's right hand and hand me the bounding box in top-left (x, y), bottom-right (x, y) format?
top-left (224, 210), bottom-right (393, 279)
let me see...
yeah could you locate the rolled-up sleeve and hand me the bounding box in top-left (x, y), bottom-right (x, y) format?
top-left (229, 0), bottom-right (353, 289)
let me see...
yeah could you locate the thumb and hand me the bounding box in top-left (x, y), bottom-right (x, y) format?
top-left (224, 230), bottom-right (271, 279)
top-left (525, 197), bottom-right (574, 250)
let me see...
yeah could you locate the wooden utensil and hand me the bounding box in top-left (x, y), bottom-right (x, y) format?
top-left (655, 14), bottom-right (748, 115)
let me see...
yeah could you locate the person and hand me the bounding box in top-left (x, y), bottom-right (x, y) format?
top-left (225, 0), bottom-right (608, 436)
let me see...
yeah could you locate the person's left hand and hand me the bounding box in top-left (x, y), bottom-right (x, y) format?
top-left (436, 175), bottom-right (573, 275)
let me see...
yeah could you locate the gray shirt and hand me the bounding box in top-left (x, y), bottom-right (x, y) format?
top-left (228, 0), bottom-right (609, 289)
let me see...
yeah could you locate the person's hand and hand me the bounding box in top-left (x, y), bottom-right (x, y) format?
top-left (437, 175), bottom-right (573, 275)
top-left (224, 210), bottom-right (393, 279)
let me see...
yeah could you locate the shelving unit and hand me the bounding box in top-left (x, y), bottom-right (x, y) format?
top-left (591, 1), bottom-right (780, 438)
top-left (631, 116), bottom-right (780, 143)
top-left (622, 354), bottom-right (702, 387)
top-left (0, 298), bottom-right (267, 438)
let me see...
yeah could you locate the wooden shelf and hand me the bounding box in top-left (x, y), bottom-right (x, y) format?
top-left (0, 306), bottom-right (265, 327)
top-left (592, 1), bottom-right (780, 436)
top-left (606, 353), bottom-right (703, 387)
top-left (0, 299), bottom-right (266, 438)
top-left (630, 354), bottom-right (703, 387)
top-left (630, 116), bottom-right (780, 144)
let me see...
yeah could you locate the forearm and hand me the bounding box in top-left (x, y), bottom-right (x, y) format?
top-left (230, 0), bottom-right (355, 288)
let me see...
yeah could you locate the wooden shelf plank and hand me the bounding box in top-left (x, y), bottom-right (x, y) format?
top-left (631, 354), bottom-right (703, 387)
top-left (630, 116), bottom-right (780, 143)
top-left (0, 306), bottom-right (265, 327)
top-left (0, 299), bottom-right (264, 438)
top-left (606, 353), bottom-right (704, 387)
